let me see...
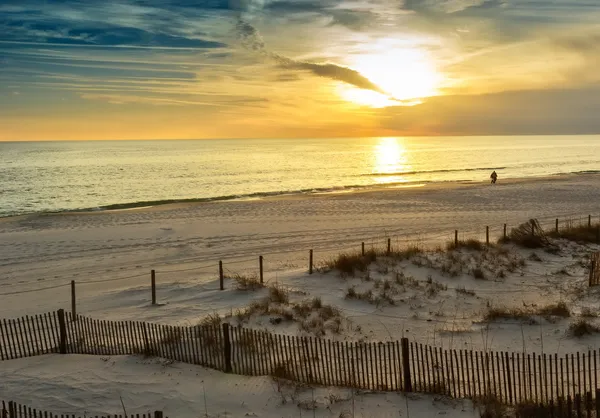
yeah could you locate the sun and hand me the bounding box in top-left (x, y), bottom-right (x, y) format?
top-left (338, 41), bottom-right (442, 108)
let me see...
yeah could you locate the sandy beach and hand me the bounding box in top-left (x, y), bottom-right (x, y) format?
top-left (1, 173), bottom-right (599, 299)
top-left (2, 173), bottom-right (600, 417)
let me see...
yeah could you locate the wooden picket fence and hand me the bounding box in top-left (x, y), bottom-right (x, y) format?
top-left (0, 401), bottom-right (165, 418)
top-left (3, 310), bottom-right (600, 409)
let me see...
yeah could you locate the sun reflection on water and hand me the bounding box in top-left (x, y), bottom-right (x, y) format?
top-left (372, 137), bottom-right (412, 184)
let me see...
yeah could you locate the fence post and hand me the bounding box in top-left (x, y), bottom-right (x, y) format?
top-left (576, 393), bottom-right (582, 417)
top-left (454, 230), bottom-right (458, 247)
top-left (7, 402), bottom-right (14, 418)
top-left (486, 226), bottom-right (489, 245)
top-left (309, 249), bottom-right (313, 274)
top-left (222, 323), bottom-right (232, 373)
top-left (589, 215), bottom-right (592, 227)
top-left (556, 218), bottom-right (559, 233)
top-left (151, 269), bottom-right (156, 305)
top-left (503, 223), bottom-right (507, 240)
top-left (387, 238), bottom-right (391, 254)
top-left (597, 226), bottom-right (600, 244)
top-left (259, 256), bottom-right (264, 284)
top-left (154, 411), bottom-right (163, 418)
top-left (530, 219), bottom-right (535, 236)
top-left (57, 309), bottom-right (67, 354)
top-left (219, 261), bottom-right (224, 290)
top-left (71, 280), bottom-right (76, 320)
top-left (505, 352), bottom-right (513, 404)
top-left (361, 242), bottom-right (365, 256)
top-left (401, 338), bottom-right (412, 392)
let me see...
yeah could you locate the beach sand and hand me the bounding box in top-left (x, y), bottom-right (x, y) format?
top-left (2, 173), bottom-right (600, 417)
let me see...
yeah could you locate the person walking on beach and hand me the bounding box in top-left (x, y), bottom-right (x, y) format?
top-left (490, 170), bottom-right (498, 184)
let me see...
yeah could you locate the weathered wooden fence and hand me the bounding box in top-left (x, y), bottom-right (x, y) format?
top-left (1, 401), bottom-right (165, 418)
top-left (3, 310), bottom-right (600, 408)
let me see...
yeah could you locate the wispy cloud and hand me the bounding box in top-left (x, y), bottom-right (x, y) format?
top-left (235, 19), bottom-right (386, 94)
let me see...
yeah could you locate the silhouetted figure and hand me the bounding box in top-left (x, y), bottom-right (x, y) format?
top-left (490, 170), bottom-right (498, 184)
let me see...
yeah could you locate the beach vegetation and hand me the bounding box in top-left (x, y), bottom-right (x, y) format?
top-left (391, 244), bottom-right (423, 260)
top-left (325, 250), bottom-right (377, 277)
top-left (455, 286), bottom-right (476, 296)
top-left (484, 307), bottom-right (533, 322)
top-left (537, 302), bottom-right (570, 318)
top-left (568, 319), bottom-right (600, 337)
top-left (231, 273), bottom-right (264, 291)
top-left (501, 219), bottom-right (555, 249)
top-left (268, 284), bottom-right (290, 304)
top-left (549, 221), bottom-right (600, 243)
top-left (472, 267), bottom-right (486, 280)
top-left (580, 307), bottom-right (598, 317)
top-left (447, 239), bottom-right (485, 251)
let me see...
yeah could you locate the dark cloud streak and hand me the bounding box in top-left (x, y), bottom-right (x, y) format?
top-left (235, 19), bottom-right (386, 94)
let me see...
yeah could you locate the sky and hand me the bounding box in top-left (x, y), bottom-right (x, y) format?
top-left (2, 0), bottom-right (600, 140)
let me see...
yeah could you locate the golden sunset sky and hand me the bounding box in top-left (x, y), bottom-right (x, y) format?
top-left (2, 0), bottom-right (600, 140)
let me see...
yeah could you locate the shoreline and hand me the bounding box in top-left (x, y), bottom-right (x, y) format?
top-left (1, 171), bottom-right (596, 221)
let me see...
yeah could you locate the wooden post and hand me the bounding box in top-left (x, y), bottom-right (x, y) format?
top-left (57, 309), bottom-right (67, 354)
top-left (505, 352), bottom-right (513, 404)
top-left (589, 215), bottom-right (592, 227)
top-left (486, 226), bottom-right (489, 245)
top-left (71, 280), bottom-right (76, 320)
top-left (361, 242), bottom-right (365, 256)
top-left (151, 269), bottom-right (156, 305)
top-left (7, 402), bottom-right (14, 418)
top-left (219, 261), bottom-right (224, 290)
top-left (401, 338), bottom-right (412, 392)
top-left (387, 238), bottom-right (391, 254)
top-left (530, 219), bottom-right (535, 236)
top-left (556, 218), bottom-right (559, 233)
top-left (454, 230), bottom-right (458, 247)
top-left (503, 223), bottom-right (507, 240)
top-left (575, 393), bottom-right (582, 418)
top-left (154, 411), bottom-right (163, 418)
top-left (222, 323), bottom-right (232, 373)
top-left (597, 225), bottom-right (600, 244)
top-left (259, 255), bottom-right (264, 284)
top-left (309, 249), bottom-right (313, 274)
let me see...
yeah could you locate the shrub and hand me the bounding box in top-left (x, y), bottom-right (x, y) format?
top-left (548, 222), bottom-right (600, 243)
top-left (268, 284), bottom-right (289, 304)
top-left (537, 302), bottom-right (570, 318)
top-left (447, 238), bottom-right (486, 251)
top-left (484, 307), bottom-right (532, 322)
top-left (581, 307), bottom-right (598, 318)
top-left (231, 273), bottom-right (264, 291)
top-left (200, 312), bottom-right (222, 327)
top-left (327, 250), bottom-right (377, 277)
top-left (472, 267), bottom-right (486, 280)
top-left (456, 287), bottom-right (476, 296)
top-left (568, 319), bottom-right (600, 337)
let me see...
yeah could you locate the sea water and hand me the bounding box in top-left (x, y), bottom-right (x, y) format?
top-left (1, 135), bottom-right (599, 217)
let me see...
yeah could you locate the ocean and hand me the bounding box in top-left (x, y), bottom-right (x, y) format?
top-left (1, 135), bottom-right (599, 218)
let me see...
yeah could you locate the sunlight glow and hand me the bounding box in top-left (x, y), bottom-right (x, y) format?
top-left (372, 137), bottom-right (412, 183)
top-left (341, 40), bottom-right (443, 108)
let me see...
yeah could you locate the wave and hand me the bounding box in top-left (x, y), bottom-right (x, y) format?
top-left (572, 170), bottom-right (600, 175)
top-left (363, 167), bottom-right (507, 177)
top-left (3, 169), bottom-right (600, 219)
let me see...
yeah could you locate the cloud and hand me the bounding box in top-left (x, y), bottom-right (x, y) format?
top-left (235, 19), bottom-right (386, 94)
top-left (380, 86), bottom-right (600, 135)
